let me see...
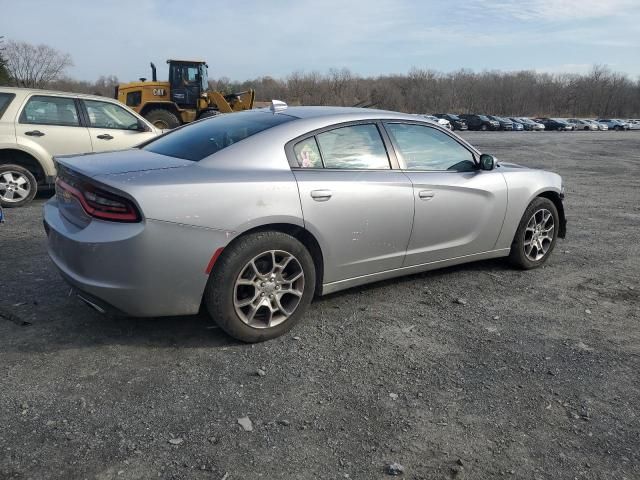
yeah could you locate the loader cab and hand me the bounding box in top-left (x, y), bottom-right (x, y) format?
top-left (167, 60), bottom-right (208, 109)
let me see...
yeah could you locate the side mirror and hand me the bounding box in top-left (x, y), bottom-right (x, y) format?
top-left (137, 120), bottom-right (150, 132)
top-left (479, 154), bottom-right (496, 171)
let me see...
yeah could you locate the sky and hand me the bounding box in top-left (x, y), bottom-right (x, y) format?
top-left (1, 0), bottom-right (639, 82)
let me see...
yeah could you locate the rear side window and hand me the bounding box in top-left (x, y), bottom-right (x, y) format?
top-left (143, 111), bottom-right (294, 161)
top-left (0, 93), bottom-right (16, 119)
top-left (294, 124), bottom-right (390, 170)
top-left (19, 95), bottom-right (80, 126)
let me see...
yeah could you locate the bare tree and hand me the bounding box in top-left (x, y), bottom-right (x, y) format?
top-left (4, 40), bottom-right (72, 88)
top-left (0, 36), bottom-right (9, 85)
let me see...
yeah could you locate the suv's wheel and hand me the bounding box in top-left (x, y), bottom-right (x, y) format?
top-left (204, 231), bottom-right (316, 343)
top-left (0, 164), bottom-right (37, 208)
top-left (481, 124), bottom-right (488, 131)
top-left (144, 109), bottom-right (181, 129)
top-left (508, 197), bottom-right (559, 269)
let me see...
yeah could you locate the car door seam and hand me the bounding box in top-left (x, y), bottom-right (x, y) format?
top-left (491, 172), bottom-right (511, 250)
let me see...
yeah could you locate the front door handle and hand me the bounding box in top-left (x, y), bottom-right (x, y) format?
top-left (97, 134), bottom-right (114, 140)
top-left (310, 189), bottom-right (332, 201)
top-left (418, 190), bottom-right (435, 200)
top-left (25, 130), bottom-right (45, 137)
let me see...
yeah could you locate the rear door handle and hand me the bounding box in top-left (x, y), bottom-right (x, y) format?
top-left (418, 190), bottom-right (435, 200)
top-left (25, 130), bottom-right (45, 137)
top-left (97, 134), bottom-right (114, 140)
top-left (310, 189), bottom-right (332, 201)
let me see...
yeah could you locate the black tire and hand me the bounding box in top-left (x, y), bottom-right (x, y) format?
top-left (481, 124), bottom-right (488, 131)
top-left (204, 231), bottom-right (316, 343)
top-left (0, 164), bottom-right (38, 208)
top-left (144, 109), bottom-right (181, 129)
top-left (508, 197), bottom-right (559, 269)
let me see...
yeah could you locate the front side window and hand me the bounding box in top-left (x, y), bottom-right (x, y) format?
top-left (385, 123), bottom-right (475, 172)
top-left (144, 110), bottom-right (294, 161)
top-left (20, 95), bottom-right (79, 126)
top-left (315, 124), bottom-right (390, 169)
top-left (0, 93), bottom-right (16, 119)
top-left (84, 100), bottom-right (140, 130)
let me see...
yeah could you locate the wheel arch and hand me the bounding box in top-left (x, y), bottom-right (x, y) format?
top-left (0, 148), bottom-right (48, 184)
top-left (537, 190), bottom-right (566, 238)
top-left (220, 222), bottom-right (325, 296)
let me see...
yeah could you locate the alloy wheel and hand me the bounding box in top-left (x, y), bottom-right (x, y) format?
top-left (523, 208), bottom-right (555, 261)
top-left (233, 250), bottom-right (305, 328)
top-left (0, 171), bottom-right (31, 203)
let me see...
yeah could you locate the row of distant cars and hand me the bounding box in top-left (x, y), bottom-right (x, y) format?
top-left (420, 114), bottom-right (640, 132)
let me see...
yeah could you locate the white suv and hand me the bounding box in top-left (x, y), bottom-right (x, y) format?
top-left (0, 87), bottom-right (162, 207)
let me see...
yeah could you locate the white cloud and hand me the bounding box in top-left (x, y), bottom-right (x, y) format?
top-left (467, 0), bottom-right (639, 21)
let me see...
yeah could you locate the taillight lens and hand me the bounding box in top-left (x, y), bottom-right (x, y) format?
top-left (55, 177), bottom-right (141, 222)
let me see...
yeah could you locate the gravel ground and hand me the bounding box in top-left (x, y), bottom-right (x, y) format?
top-left (1, 131), bottom-right (639, 480)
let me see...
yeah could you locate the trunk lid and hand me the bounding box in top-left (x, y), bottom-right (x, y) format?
top-left (54, 149), bottom-right (193, 178)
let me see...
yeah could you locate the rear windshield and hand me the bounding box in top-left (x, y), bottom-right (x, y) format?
top-left (0, 93), bottom-right (16, 119)
top-left (143, 110), bottom-right (295, 161)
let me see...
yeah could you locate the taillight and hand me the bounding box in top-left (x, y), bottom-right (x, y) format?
top-left (55, 177), bottom-right (141, 222)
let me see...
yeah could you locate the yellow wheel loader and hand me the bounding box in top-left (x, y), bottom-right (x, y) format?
top-left (116, 60), bottom-right (255, 129)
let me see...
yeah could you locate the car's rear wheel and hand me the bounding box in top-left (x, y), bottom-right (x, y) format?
top-left (0, 164), bottom-right (37, 208)
top-left (481, 124), bottom-right (488, 131)
top-left (204, 231), bottom-right (316, 342)
top-left (509, 197), bottom-right (559, 269)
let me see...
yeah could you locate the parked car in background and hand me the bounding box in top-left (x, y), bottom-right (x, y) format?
top-left (624, 119), bottom-right (640, 130)
top-left (510, 120), bottom-right (524, 131)
top-left (487, 115), bottom-right (514, 131)
top-left (44, 104), bottom-right (566, 342)
top-left (511, 117), bottom-right (545, 131)
top-left (567, 118), bottom-right (598, 131)
top-left (596, 119), bottom-right (629, 131)
top-left (419, 114), bottom-right (452, 130)
top-left (459, 114), bottom-right (500, 131)
top-left (0, 87), bottom-right (162, 207)
top-left (434, 113), bottom-right (468, 131)
top-left (586, 119), bottom-right (608, 130)
top-left (536, 118), bottom-right (573, 131)
top-left (509, 117), bottom-right (544, 131)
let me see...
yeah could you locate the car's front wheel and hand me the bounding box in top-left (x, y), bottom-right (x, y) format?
top-left (204, 231), bottom-right (316, 342)
top-left (509, 197), bottom-right (559, 269)
top-left (0, 164), bottom-right (38, 208)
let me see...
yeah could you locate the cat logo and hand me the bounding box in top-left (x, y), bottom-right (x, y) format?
top-left (152, 88), bottom-right (166, 96)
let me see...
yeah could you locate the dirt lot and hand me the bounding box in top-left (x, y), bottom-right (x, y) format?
top-left (1, 131), bottom-right (639, 480)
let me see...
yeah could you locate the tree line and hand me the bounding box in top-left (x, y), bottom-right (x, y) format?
top-left (1, 38), bottom-right (639, 117)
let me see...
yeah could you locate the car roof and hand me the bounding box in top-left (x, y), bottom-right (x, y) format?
top-left (277, 106), bottom-right (415, 121)
top-left (0, 86), bottom-right (118, 103)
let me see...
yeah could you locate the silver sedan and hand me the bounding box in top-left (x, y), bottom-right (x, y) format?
top-left (44, 104), bottom-right (567, 342)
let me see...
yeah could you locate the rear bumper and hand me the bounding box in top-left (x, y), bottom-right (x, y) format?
top-left (43, 199), bottom-right (229, 317)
